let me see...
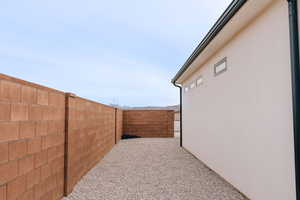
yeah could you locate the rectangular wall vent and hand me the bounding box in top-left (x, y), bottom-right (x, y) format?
top-left (214, 57), bottom-right (227, 76)
top-left (190, 82), bottom-right (196, 89)
top-left (196, 77), bottom-right (203, 86)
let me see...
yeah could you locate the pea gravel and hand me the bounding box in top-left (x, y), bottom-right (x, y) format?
top-left (64, 138), bottom-right (247, 200)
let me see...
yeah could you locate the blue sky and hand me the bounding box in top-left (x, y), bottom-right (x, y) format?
top-left (0, 0), bottom-right (231, 106)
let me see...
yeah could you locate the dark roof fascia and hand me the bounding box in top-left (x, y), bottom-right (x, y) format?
top-left (171, 0), bottom-right (247, 84)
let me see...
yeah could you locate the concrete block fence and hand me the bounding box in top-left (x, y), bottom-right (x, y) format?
top-left (0, 73), bottom-right (174, 200)
top-left (115, 109), bottom-right (123, 143)
top-left (64, 94), bottom-right (118, 195)
top-left (0, 74), bottom-right (66, 200)
top-left (123, 110), bottom-right (174, 138)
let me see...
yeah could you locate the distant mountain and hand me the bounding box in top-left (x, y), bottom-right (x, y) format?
top-left (122, 105), bottom-right (180, 112)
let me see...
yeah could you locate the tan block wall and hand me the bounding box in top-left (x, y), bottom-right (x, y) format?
top-left (123, 110), bottom-right (174, 138)
top-left (0, 74), bottom-right (65, 200)
top-left (64, 95), bottom-right (116, 195)
top-left (0, 73), bottom-right (123, 199)
top-left (0, 73), bottom-right (177, 198)
top-left (115, 109), bottom-right (123, 143)
top-left (174, 112), bottom-right (180, 121)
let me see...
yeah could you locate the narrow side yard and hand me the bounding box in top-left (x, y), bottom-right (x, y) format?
top-left (64, 138), bottom-right (246, 200)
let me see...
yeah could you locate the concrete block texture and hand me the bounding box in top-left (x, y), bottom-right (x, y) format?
top-left (0, 74), bottom-right (66, 200)
top-left (123, 110), bottom-right (174, 138)
top-left (116, 109), bottom-right (123, 143)
top-left (0, 73), bottom-right (178, 200)
top-left (64, 95), bottom-right (118, 195)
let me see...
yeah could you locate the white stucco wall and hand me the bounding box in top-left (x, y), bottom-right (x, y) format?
top-left (181, 1), bottom-right (296, 200)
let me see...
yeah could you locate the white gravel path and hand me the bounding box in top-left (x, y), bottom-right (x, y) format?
top-left (64, 138), bottom-right (247, 200)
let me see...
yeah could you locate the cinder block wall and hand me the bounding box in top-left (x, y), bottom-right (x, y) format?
top-left (0, 74), bottom-right (65, 200)
top-left (115, 109), bottom-right (123, 143)
top-left (0, 74), bottom-right (124, 200)
top-left (0, 73), bottom-right (176, 199)
top-left (64, 94), bottom-right (117, 195)
top-left (123, 110), bottom-right (174, 138)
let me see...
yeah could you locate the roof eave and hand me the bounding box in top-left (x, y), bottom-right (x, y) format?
top-left (171, 0), bottom-right (247, 84)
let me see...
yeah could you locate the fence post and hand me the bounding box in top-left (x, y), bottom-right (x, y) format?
top-left (115, 108), bottom-right (117, 144)
top-left (64, 92), bottom-right (76, 196)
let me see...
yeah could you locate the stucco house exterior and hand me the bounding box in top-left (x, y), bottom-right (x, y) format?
top-left (172, 0), bottom-right (300, 199)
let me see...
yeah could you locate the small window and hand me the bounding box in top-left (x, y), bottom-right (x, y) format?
top-left (214, 57), bottom-right (227, 76)
top-left (190, 82), bottom-right (196, 89)
top-left (196, 77), bottom-right (203, 86)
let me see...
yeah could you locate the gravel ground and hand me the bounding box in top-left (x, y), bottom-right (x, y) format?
top-left (64, 138), bottom-right (247, 200)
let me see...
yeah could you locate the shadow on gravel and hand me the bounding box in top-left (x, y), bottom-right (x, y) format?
top-left (122, 135), bottom-right (141, 140)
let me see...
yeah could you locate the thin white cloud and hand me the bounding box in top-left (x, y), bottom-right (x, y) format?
top-left (0, 45), bottom-right (178, 106)
top-left (0, 0), bottom-right (233, 106)
top-left (0, 0), bottom-right (232, 48)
